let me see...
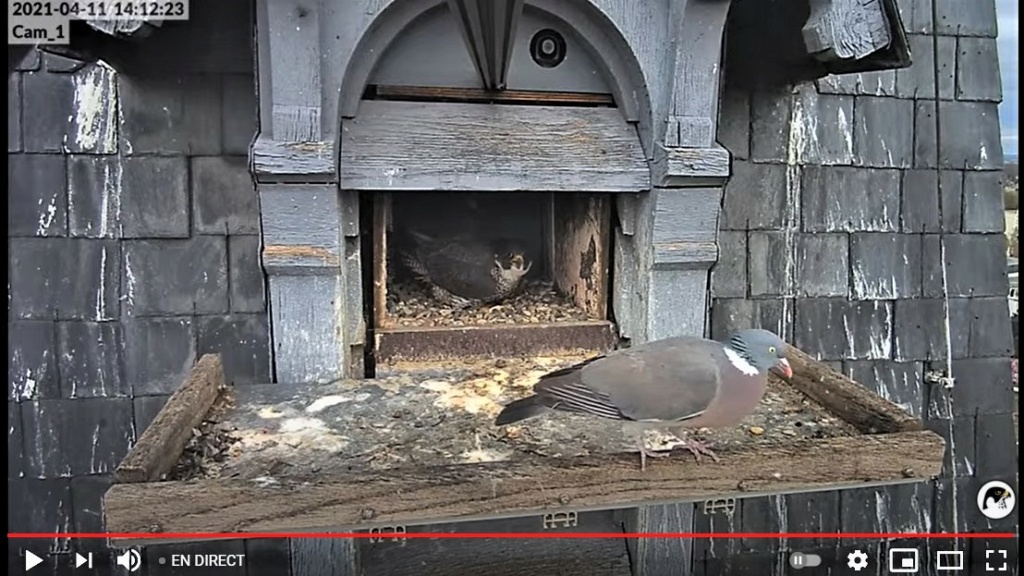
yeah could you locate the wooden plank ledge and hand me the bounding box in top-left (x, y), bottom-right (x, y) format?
top-left (104, 430), bottom-right (943, 543)
top-left (115, 354), bottom-right (225, 483)
top-left (104, 350), bottom-right (945, 543)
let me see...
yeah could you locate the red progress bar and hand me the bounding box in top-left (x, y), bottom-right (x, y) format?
top-left (7, 532), bottom-right (1020, 540)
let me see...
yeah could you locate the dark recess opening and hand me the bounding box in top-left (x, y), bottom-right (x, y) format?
top-left (366, 191), bottom-right (618, 371)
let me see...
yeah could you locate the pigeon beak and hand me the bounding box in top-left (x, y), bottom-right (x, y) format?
top-left (774, 358), bottom-right (793, 378)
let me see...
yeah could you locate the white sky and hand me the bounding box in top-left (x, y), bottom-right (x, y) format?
top-left (997, 0), bottom-right (1019, 156)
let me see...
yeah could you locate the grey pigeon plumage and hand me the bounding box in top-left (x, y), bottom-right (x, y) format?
top-left (495, 329), bottom-right (792, 470)
top-left (401, 231), bottom-right (532, 308)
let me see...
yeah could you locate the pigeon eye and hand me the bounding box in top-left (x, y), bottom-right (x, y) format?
top-left (768, 346), bottom-right (776, 354)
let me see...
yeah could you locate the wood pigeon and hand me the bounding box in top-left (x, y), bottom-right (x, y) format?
top-left (495, 329), bottom-right (792, 469)
top-left (400, 230), bottom-right (532, 308)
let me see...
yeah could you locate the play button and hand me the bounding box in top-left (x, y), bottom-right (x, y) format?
top-left (25, 550), bottom-right (43, 571)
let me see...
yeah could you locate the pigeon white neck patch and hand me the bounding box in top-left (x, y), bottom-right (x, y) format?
top-left (724, 347), bottom-right (760, 376)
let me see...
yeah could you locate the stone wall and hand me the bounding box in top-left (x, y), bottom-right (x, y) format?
top-left (7, 0), bottom-right (269, 560)
top-left (704, 0), bottom-right (1015, 571)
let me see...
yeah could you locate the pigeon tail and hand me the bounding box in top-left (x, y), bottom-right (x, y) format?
top-left (494, 395), bottom-right (547, 425)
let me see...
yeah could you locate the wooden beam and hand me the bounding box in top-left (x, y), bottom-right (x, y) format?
top-left (372, 194), bottom-right (391, 332)
top-left (652, 145), bottom-right (731, 188)
top-left (114, 354), bottom-right (225, 483)
top-left (375, 321), bottom-right (617, 364)
top-left (251, 137), bottom-right (335, 182)
top-left (552, 194), bottom-right (611, 320)
top-left (668, 0), bottom-right (733, 148)
top-left (779, 346), bottom-right (924, 434)
top-left (803, 0), bottom-right (892, 62)
top-left (104, 430), bottom-right (942, 542)
top-left (371, 85), bottom-right (616, 106)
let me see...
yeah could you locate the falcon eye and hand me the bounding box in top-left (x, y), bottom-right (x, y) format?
top-left (768, 346), bottom-right (776, 354)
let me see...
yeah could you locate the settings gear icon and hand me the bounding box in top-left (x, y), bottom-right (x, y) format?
top-left (847, 549), bottom-right (869, 571)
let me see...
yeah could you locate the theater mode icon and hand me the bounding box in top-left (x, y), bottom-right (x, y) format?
top-left (935, 550), bottom-right (964, 571)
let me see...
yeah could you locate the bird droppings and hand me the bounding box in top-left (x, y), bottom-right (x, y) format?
top-left (305, 395), bottom-right (352, 413)
top-left (257, 407), bottom-right (284, 419)
top-left (460, 433), bottom-right (514, 463)
top-left (385, 278), bottom-right (590, 327)
top-left (166, 356), bottom-right (862, 482)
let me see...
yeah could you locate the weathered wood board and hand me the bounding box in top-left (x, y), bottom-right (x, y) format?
top-left (553, 194), bottom-right (611, 320)
top-left (338, 101), bottom-right (650, 192)
top-left (105, 350), bottom-right (945, 544)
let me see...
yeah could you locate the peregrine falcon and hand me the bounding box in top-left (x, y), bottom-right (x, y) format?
top-left (982, 486), bottom-right (1012, 512)
top-left (400, 230), bottom-right (532, 308)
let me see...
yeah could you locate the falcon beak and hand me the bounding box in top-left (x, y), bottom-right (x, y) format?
top-left (774, 358), bottom-right (793, 378)
top-left (510, 254), bottom-right (524, 268)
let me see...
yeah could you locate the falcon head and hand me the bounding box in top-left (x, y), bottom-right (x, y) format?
top-left (729, 329), bottom-right (792, 378)
top-left (984, 487), bottom-right (1011, 509)
top-left (492, 243), bottom-right (532, 279)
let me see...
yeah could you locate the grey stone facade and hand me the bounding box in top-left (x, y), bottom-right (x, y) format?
top-left (704, 0), bottom-right (1015, 572)
top-left (6, 0), bottom-right (270, 561)
top-left (6, 0), bottom-right (1016, 575)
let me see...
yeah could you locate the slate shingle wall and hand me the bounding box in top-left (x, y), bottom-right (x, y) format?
top-left (707, 0), bottom-right (1015, 572)
top-left (5, 0), bottom-right (1015, 573)
top-left (7, 7), bottom-right (269, 557)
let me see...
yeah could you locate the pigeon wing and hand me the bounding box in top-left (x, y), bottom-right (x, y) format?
top-left (532, 337), bottom-right (722, 423)
top-left (530, 355), bottom-right (626, 419)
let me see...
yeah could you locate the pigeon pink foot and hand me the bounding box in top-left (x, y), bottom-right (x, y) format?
top-left (636, 439), bottom-right (671, 471)
top-left (682, 437), bottom-right (720, 464)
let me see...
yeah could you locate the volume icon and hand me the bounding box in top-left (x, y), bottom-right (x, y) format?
top-left (75, 552), bottom-right (93, 569)
top-left (116, 549), bottom-right (142, 572)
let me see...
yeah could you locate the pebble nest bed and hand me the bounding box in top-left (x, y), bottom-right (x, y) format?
top-left (385, 279), bottom-right (591, 327)
top-left (167, 356), bottom-right (860, 482)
